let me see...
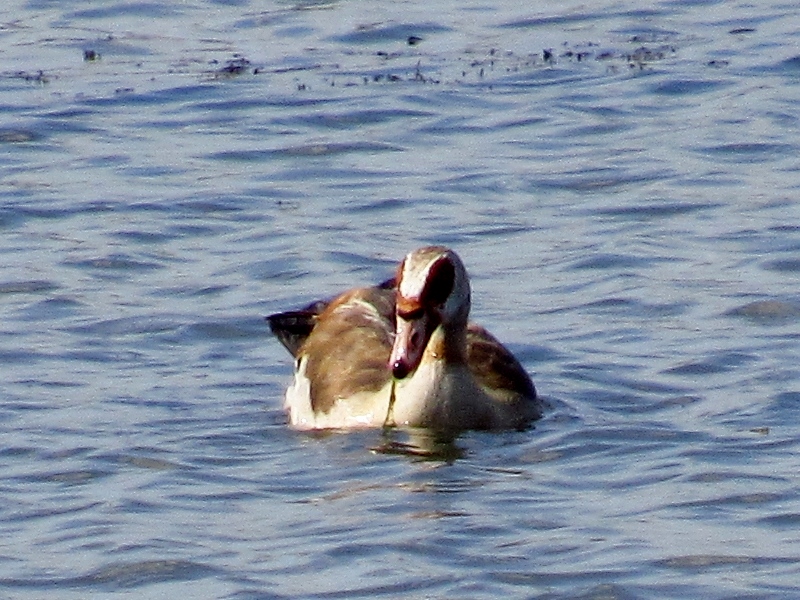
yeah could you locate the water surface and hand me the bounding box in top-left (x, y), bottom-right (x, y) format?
top-left (2, 0), bottom-right (800, 598)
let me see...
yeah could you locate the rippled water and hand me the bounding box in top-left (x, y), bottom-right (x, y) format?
top-left (2, 0), bottom-right (800, 597)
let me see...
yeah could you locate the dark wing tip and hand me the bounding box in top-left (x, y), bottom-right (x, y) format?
top-left (266, 310), bottom-right (318, 357)
top-left (378, 277), bottom-right (396, 290)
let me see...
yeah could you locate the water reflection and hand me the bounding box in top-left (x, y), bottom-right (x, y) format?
top-left (371, 428), bottom-right (465, 462)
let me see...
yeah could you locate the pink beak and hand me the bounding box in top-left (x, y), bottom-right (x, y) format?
top-left (389, 313), bottom-right (432, 379)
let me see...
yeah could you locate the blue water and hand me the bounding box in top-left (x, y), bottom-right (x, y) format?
top-left (2, 0), bottom-right (800, 597)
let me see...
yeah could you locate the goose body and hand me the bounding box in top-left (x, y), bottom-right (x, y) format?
top-left (267, 246), bottom-right (541, 432)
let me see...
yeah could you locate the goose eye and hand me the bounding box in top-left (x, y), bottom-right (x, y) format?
top-left (423, 258), bottom-right (455, 306)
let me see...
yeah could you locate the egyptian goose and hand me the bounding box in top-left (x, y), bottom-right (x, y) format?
top-left (267, 246), bottom-right (541, 432)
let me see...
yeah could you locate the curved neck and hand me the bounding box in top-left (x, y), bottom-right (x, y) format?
top-left (428, 319), bottom-right (468, 366)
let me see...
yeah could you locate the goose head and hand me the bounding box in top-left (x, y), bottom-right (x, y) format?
top-left (389, 246), bottom-right (471, 379)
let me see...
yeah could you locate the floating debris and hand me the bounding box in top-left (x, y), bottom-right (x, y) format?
top-left (4, 32), bottom-right (689, 96)
top-left (626, 45), bottom-right (676, 67)
top-left (1, 70), bottom-right (49, 83)
top-left (285, 39), bottom-right (683, 90)
top-left (211, 55), bottom-right (253, 78)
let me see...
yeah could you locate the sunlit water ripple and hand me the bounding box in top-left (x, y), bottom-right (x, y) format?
top-left (2, 0), bottom-right (800, 598)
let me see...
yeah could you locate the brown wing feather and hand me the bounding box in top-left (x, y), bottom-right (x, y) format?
top-left (466, 324), bottom-right (537, 403)
top-left (266, 277), bottom-right (396, 357)
top-left (300, 286), bottom-right (396, 414)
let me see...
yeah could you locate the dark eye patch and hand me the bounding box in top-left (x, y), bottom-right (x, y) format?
top-left (422, 258), bottom-right (455, 306)
top-left (398, 306), bottom-right (425, 320)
